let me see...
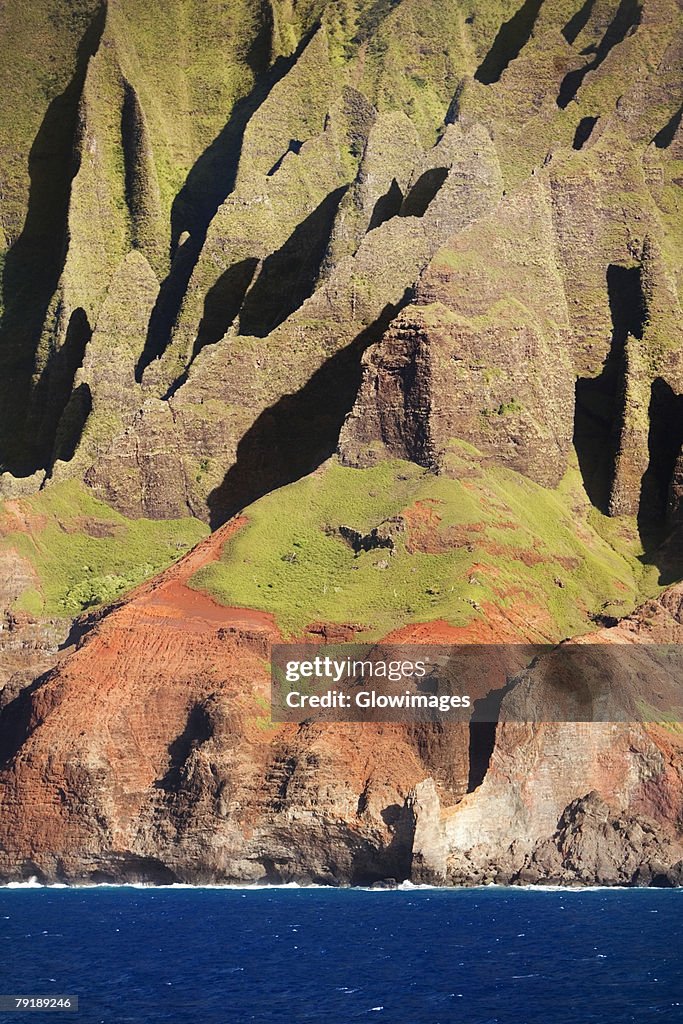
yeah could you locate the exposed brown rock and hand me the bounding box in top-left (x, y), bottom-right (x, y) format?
top-left (433, 587), bottom-right (683, 886)
top-left (523, 792), bottom-right (683, 887)
top-left (0, 545), bottom-right (68, 732)
top-left (1, 0), bottom-right (682, 890)
top-left (0, 531), bottom-right (681, 886)
top-left (0, 519), bottom-right (447, 884)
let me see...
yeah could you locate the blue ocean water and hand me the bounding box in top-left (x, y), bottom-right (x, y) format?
top-left (0, 885), bottom-right (680, 1024)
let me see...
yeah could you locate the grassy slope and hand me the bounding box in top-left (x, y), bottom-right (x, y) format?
top-left (189, 445), bottom-right (659, 641)
top-left (1, 480), bottom-right (207, 617)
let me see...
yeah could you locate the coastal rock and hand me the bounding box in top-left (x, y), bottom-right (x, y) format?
top-left (0, 0), bottom-right (681, 889)
top-left (0, 539), bottom-right (681, 887)
top-left (441, 588), bottom-right (683, 886)
top-left (523, 792), bottom-right (683, 887)
top-left (408, 778), bottom-right (449, 884)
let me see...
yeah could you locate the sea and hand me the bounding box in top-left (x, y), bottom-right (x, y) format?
top-left (0, 884), bottom-right (680, 1023)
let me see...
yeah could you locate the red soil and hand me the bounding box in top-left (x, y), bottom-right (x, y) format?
top-left (129, 515), bottom-right (279, 635)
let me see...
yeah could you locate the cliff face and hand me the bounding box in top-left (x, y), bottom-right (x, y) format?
top-left (1, 0), bottom-right (681, 534)
top-left (0, 521), bottom-right (442, 885)
top-left (0, 0), bottom-right (682, 885)
top-left (0, 518), bottom-right (681, 886)
top-left (438, 589), bottom-right (683, 885)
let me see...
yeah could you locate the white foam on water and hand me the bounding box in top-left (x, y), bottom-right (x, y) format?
top-left (0, 878), bottom-right (680, 893)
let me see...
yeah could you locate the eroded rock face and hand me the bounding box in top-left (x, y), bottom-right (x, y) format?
top-left (0, 522), bottom-right (449, 884)
top-left (441, 722), bottom-right (683, 887)
top-left (523, 793), bottom-right (683, 888)
top-left (340, 178), bottom-right (576, 485)
top-left (0, 525), bottom-right (681, 887)
top-left (1, 0), bottom-right (679, 539)
top-left (669, 447), bottom-right (683, 525)
top-left (0, 548), bottom-right (67, 695)
top-left (339, 302), bottom-right (574, 486)
top-left (0, 612), bottom-right (67, 698)
top-left (429, 586), bottom-right (683, 886)
top-left (0, 0), bottom-right (682, 887)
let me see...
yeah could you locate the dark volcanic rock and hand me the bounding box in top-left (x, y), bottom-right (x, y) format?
top-left (524, 792), bottom-right (683, 887)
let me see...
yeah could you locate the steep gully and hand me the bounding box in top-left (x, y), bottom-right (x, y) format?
top-left (2, 0), bottom-right (671, 549)
top-left (0, 5), bottom-right (106, 474)
top-left (0, 6), bottom-right (679, 617)
top-left (135, 19), bottom-right (318, 378)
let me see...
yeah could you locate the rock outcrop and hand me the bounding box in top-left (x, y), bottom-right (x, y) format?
top-left (0, 520), bottom-right (448, 884)
top-left (339, 177), bottom-right (575, 484)
top-left (0, 519), bottom-right (681, 887)
top-left (428, 587), bottom-right (683, 886)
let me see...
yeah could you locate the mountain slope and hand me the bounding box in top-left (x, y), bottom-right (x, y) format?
top-left (0, 486), bottom-right (681, 885)
top-left (0, 0), bottom-right (681, 884)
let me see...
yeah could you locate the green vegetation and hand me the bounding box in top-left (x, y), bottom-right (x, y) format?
top-left (1, 480), bottom-right (207, 616)
top-left (0, 0), bottom-right (102, 245)
top-left (358, 0), bottom-right (471, 147)
top-left (636, 701), bottom-right (683, 735)
top-left (190, 448), bottom-right (658, 640)
top-left (0, 0), bottom-right (679, 646)
top-left (481, 398), bottom-right (523, 417)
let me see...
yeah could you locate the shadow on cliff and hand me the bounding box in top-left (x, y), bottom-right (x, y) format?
top-left (557, 0), bottom-right (642, 109)
top-left (207, 292), bottom-right (412, 529)
top-left (135, 21), bottom-right (320, 379)
top-left (474, 0), bottom-right (544, 85)
top-left (254, 817), bottom-right (414, 886)
top-left (574, 264), bottom-right (645, 513)
top-left (30, 309), bottom-right (93, 469)
top-left (653, 103), bottom-right (683, 149)
top-left (238, 186), bottom-right (348, 338)
top-left (637, 379), bottom-right (683, 585)
top-left (0, 6), bottom-right (105, 474)
top-left (156, 701), bottom-right (214, 793)
top-left (193, 258), bottom-right (259, 358)
top-left (164, 185), bottom-right (349, 399)
top-left (368, 179), bottom-right (404, 231)
top-left (562, 0), bottom-right (597, 45)
top-left (573, 115), bottom-right (599, 150)
top-left (400, 168), bottom-right (449, 218)
top-left (259, 739), bottom-right (415, 885)
top-left (0, 670), bottom-right (53, 770)
top-left (574, 265), bottom-right (683, 584)
top-left (349, 800), bottom-right (414, 886)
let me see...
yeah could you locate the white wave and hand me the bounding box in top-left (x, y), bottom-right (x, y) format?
top-left (0, 878), bottom-right (679, 893)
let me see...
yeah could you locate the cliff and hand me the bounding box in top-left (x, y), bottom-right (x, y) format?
top-left (1, 0), bottom-right (681, 535)
top-left (0, 0), bottom-right (681, 885)
top-left (0, 510), bottom-right (681, 885)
